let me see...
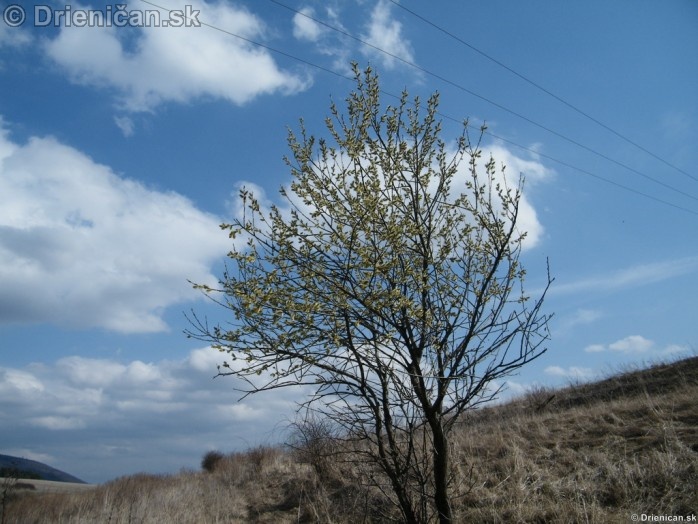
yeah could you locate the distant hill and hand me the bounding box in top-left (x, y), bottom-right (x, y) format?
top-left (0, 454), bottom-right (85, 484)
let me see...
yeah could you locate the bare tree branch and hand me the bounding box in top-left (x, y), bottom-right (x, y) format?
top-left (188, 64), bottom-right (553, 524)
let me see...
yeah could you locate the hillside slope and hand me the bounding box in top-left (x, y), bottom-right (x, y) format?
top-left (3, 356), bottom-right (697, 523)
top-left (0, 454), bottom-right (85, 484)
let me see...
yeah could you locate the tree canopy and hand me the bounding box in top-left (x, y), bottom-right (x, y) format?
top-left (188, 65), bottom-right (552, 523)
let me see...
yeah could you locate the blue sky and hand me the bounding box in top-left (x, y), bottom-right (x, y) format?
top-left (1, 0), bottom-right (696, 483)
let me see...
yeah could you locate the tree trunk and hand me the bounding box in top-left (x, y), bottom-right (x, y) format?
top-left (430, 419), bottom-right (452, 523)
top-left (393, 481), bottom-right (419, 524)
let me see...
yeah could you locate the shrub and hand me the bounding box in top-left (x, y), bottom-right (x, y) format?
top-left (201, 450), bottom-right (224, 473)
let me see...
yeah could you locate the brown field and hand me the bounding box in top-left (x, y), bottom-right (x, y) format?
top-left (9, 480), bottom-right (96, 495)
top-left (2, 356), bottom-right (697, 523)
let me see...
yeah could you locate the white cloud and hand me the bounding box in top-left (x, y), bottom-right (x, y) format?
top-left (293, 7), bottom-right (324, 41)
top-left (0, 21), bottom-right (31, 49)
top-left (476, 144), bottom-right (553, 249)
top-left (360, 0), bottom-right (414, 69)
top-left (58, 357), bottom-right (128, 388)
top-left (43, 1), bottom-right (310, 112)
top-left (0, 123), bottom-right (228, 333)
top-left (504, 380), bottom-right (528, 397)
top-left (1, 449), bottom-right (55, 465)
top-left (434, 142), bottom-right (552, 250)
top-left (661, 344), bottom-right (690, 356)
top-left (216, 403), bottom-right (261, 421)
top-left (0, 369), bottom-right (44, 394)
top-left (544, 365), bottom-right (594, 380)
top-left (550, 257), bottom-right (698, 297)
top-left (608, 335), bottom-right (654, 353)
top-left (57, 356), bottom-right (165, 388)
top-left (126, 361), bottom-right (162, 383)
top-left (188, 347), bottom-right (226, 373)
top-left (583, 336), bottom-right (690, 357)
top-left (584, 344), bottom-right (606, 353)
top-left (573, 309), bottom-right (601, 324)
top-left (557, 308), bottom-right (602, 335)
top-left (231, 139), bottom-right (550, 252)
top-left (30, 416), bottom-right (87, 431)
top-left (544, 366), bottom-right (564, 376)
top-left (226, 136), bottom-right (552, 278)
top-left (311, 6), bottom-right (354, 73)
top-left (0, 348), bottom-right (306, 482)
top-left (114, 115), bottom-right (135, 137)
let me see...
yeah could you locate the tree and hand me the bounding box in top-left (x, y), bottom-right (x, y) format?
top-left (188, 65), bottom-right (553, 523)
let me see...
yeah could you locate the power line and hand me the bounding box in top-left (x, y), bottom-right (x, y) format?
top-left (137, 0), bottom-right (698, 217)
top-left (388, 0), bottom-right (698, 184)
top-left (269, 0), bottom-right (698, 204)
top-left (426, 108), bottom-right (698, 217)
top-left (424, 110), bottom-right (698, 216)
top-left (483, 129), bottom-right (698, 217)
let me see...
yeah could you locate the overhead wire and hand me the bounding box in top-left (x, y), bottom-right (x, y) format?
top-left (388, 0), bottom-right (698, 184)
top-left (137, 0), bottom-right (698, 217)
top-left (425, 110), bottom-right (698, 216)
top-left (478, 129), bottom-right (698, 217)
top-left (268, 0), bottom-right (698, 204)
top-left (138, 0), bottom-right (353, 82)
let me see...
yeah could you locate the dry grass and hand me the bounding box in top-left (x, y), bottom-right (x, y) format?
top-left (451, 385), bottom-right (697, 522)
top-left (3, 356), bottom-right (697, 523)
top-left (3, 447), bottom-right (299, 523)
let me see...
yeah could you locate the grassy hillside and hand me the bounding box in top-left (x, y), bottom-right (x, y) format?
top-left (3, 356), bottom-right (697, 523)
